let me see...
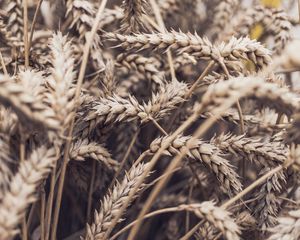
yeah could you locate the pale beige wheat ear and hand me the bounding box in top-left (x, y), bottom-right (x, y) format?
top-left (149, 135), bottom-right (242, 195)
top-left (77, 80), bottom-right (188, 138)
top-left (0, 136), bottom-right (13, 200)
top-left (179, 202), bottom-right (240, 240)
top-left (267, 209), bottom-right (300, 240)
top-left (106, 31), bottom-right (272, 70)
top-left (98, 6), bottom-right (124, 30)
top-left (46, 32), bottom-right (76, 129)
top-left (65, 0), bottom-right (104, 69)
top-left (252, 169), bottom-right (286, 230)
top-left (120, 0), bottom-right (150, 33)
top-left (5, 0), bottom-right (23, 45)
top-left (213, 133), bottom-right (287, 167)
top-left (200, 76), bottom-right (300, 116)
top-left (65, 0), bottom-right (96, 38)
top-left (116, 53), bottom-right (166, 87)
top-left (101, 59), bottom-right (117, 97)
top-left (70, 139), bottom-right (119, 170)
top-left (211, 0), bottom-right (239, 37)
top-left (0, 146), bottom-right (57, 239)
top-left (0, 73), bottom-right (60, 131)
top-left (85, 162), bottom-right (151, 240)
top-left (234, 5), bottom-right (291, 54)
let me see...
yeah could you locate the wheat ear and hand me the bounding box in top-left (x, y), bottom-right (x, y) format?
top-left (106, 31), bottom-right (272, 70)
top-left (85, 162), bottom-right (150, 240)
top-left (0, 146), bottom-right (57, 239)
top-left (149, 135), bottom-right (242, 195)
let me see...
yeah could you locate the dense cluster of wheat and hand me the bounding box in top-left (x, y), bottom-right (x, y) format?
top-left (1, 0), bottom-right (300, 239)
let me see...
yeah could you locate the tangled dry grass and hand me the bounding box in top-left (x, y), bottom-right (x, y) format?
top-left (1, 0), bottom-right (300, 239)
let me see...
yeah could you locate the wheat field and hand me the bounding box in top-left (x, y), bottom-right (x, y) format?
top-left (1, 0), bottom-right (300, 239)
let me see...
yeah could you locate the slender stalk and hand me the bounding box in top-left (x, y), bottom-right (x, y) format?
top-left (149, 0), bottom-right (176, 81)
top-left (29, 0), bottom-right (44, 50)
top-left (22, 217), bottom-right (27, 240)
top-left (50, 1), bottom-right (108, 238)
top-left (221, 164), bottom-right (284, 209)
top-left (167, 61), bottom-right (215, 131)
top-left (45, 162), bottom-right (57, 240)
top-left (236, 101), bottom-right (245, 134)
top-left (298, 0), bottom-right (300, 23)
top-left (111, 206), bottom-right (203, 240)
top-left (109, 129), bottom-right (140, 189)
top-left (179, 220), bottom-right (205, 240)
top-left (186, 61), bottom-right (215, 98)
top-left (0, 50), bottom-right (8, 75)
top-left (87, 160), bottom-right (96, 221)
top-left (23, 0), bottom-right (29, 68)
top-left (41, 189), bottom-right (46, 240)
top-left (20, 130), bottom-right (27, 240)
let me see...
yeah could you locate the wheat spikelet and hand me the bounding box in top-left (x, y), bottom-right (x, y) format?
top-left (70, 139), bottom-right (119, 170)
top-left (218, 108), bottom-right (286, 133)
top-left (200, 76), bottom-right (299, 116)
top-left (234, 5), bottom-right (291, 53)
top-left (5, 0), bottom-right (23, 45)
top-left (213, 133), bottom-right (287, 167)
top-left (66, 0), bottom-right (95, 38)
top-left (0, 74), bottom-right (60, 131)
top-left (45, 32), bottom-right (76, 129)
top-left (121, 0), bottom-right (150, 33)
top-left (179, 202), bottom-right (240, 240)
top-left (252, 168), bottom-right (286, 230)
top-left (65, 0), bottom-right (104, 69)
top-left (0, 107), bottom-right (18, 135)
top-left (116, 53), bottom-right (166, 87)
top-left (78, 81), bottom-right (187, 137)
top-left (211, 0), bottom-right (239, 36)
top-left (0, 136), bottom-right (13, 200)
top-left (100, 59), bottom-right (117, 97)
top-left (268, 209), bottom-right (300, 240)
top-left (85, 162), bottom-right (150, 240)
top-left (98, 6), bottom-right (124, 29)
top-left (0, 146), bottom-right (57, 239)
top-left (149, 135), bottom-right (242, 195)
